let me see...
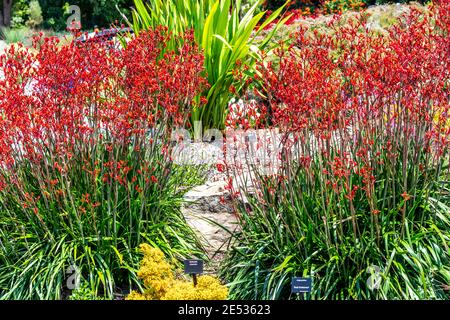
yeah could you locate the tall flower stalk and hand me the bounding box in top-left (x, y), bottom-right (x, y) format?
top-left (0, 28), bottom-right (208, 299)
top-left (222, 2), bottom-right (450, 300)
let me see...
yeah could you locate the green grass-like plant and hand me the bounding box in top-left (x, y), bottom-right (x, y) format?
top-left (128, 0), bottom-right (290, 131)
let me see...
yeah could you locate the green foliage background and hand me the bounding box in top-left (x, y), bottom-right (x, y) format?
top-left (11, 1), bottom-right (135, 30)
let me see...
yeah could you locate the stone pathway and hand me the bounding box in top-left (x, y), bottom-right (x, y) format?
top-left (177, 129), bottom-right (283, 272)
top-left (177, 130), bottom-right (284, 273)
top-left (181, 179), bottom-right (239, 274)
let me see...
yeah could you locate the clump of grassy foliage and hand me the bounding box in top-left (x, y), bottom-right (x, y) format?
top-left (0, 28), bottom-right (208, 299)
top-left (221, 2), bottom-right (450, 300)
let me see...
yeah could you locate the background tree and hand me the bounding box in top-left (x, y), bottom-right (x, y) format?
top-left (1, 0), bottom-right (13, 27)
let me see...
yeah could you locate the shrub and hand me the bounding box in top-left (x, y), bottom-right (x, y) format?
top-left (10, 0), bottom-right (29, 29)
top-left (25, 0), bottom-right (43, 28)
top-left (322, 0), bottom-right (366, 13)
top-left (127, 244), bottom-right (228, 300)
top-left (221, 1), bottom-right (450, 299)
top-left (0, 27), bottom-right (208, 299)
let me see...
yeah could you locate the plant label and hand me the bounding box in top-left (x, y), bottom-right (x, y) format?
top-left (291, 277), bottom-right (312, 293)
top-left (184, 259), bottom-right (203, 274)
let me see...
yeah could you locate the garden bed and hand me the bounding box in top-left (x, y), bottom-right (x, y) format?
top-left (0, 0), bottom-right (449, 301)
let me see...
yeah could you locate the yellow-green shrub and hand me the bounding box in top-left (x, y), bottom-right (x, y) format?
top-left (126, 244), bottom-right (228, 300)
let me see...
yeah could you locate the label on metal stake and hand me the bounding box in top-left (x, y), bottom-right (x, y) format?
top-left (184, 259), bottom-right (204, 274)
top-left (291, 277), bottom-right (312, 293)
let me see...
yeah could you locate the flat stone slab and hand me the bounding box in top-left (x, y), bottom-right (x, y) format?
top-left (184, 180), bottom-right (228, 200)
top-left (183, 210), bottom-right (239, 250)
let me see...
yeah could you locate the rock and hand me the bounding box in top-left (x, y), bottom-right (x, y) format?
top-left (184, 180), bottom-right (233, 213)
top-left (0, 41), bottom-right (6, 53)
